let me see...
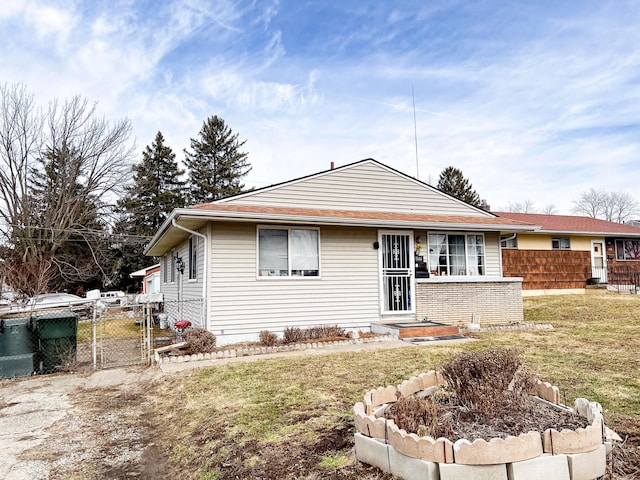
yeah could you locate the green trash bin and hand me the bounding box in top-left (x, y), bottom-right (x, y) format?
top-left (34, 312), bottom-right (78, 374)
top-left (0, 353), bottom-right (36, 378)
top-left (0, 317), bottom-right (36, 357)
top-left (0, 317), bottom-right (36, 379)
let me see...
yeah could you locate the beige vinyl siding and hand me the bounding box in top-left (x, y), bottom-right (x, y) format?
top-left (159, 236), bottom-right (205, 301)
top-left (208, 222), bottom-right (380, 336)
top-left (484, 232), bottom-right (501, 276)
top-left (223, 162), bottom-right (490, 217)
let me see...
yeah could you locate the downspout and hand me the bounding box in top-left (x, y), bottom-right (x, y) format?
top-left (172, 218), bottom-right (208, 330)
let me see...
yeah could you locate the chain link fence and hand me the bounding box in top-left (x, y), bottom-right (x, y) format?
top-left (162, 298), bottom-right (205, 330)
top-left (0, 296), bottom-right (204, 378)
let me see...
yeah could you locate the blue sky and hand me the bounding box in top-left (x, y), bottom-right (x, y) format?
top-left (2, 0), bottom-right (639, 214)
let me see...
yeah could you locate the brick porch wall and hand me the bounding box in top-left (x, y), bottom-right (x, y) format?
top-left (415, 279), bottom-right (523, 326)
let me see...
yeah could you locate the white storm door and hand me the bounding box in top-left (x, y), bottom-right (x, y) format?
top-left (591, 240), bottom-right (607, 283)
top-left (380, 232), bottom-right (414, 314)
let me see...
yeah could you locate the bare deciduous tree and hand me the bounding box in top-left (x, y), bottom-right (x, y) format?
top-left (504, 200), bottom-right (537, 213)
top-left (0, 84), bottom-right (135, 296)
top-left (572, 188), bottom-right (639, 223)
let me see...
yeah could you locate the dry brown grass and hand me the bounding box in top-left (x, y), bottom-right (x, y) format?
top-left (150, 291), bottom-right (640, 479)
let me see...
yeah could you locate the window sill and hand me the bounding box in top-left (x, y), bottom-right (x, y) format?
top-left (416, 276), bottom-right (522, 284)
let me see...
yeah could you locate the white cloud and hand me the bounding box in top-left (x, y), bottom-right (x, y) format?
top-left (2, 0), bottom-right (639, 217)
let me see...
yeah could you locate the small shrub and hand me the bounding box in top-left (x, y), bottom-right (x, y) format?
top-left (307, 325), bottom-right (350, 340)
top-left (183, 328), bottom-right (217, 353)
top-left (282, 325), bottom-right (351, 344)
top-left (440, 348), bottom-right (536, 417)
top-left (259, 330), bottom-right (278, 346)
top-left (384, 392), bottom-right (455, 439)
top-left (283, 327), bottom-right (305, 344)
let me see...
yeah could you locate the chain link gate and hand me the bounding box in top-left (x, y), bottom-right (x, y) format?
top-left (91, 301), bottom-right (156, 369)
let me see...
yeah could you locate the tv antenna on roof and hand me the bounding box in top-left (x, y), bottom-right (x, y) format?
top-left (412, 84), bottom-right (419, 179)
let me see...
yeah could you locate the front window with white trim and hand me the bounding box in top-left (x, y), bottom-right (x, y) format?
top-left (428, 233), bottom-right (485, 276)
top-left (258, 227), bottom-right (319, 277)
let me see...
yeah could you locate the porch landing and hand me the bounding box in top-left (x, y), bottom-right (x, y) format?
top-left (371, 321), bottom-right (460, 340)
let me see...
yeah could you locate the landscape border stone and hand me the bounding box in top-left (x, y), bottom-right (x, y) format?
top-left (154, 335), bottom-right (396, 365)
top-left (354, 371), bottom-right (612, 480)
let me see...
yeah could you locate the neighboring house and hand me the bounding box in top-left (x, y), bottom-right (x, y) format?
top-left (130, 264), bottom-right (161, 294)
top-left (494, 212), bottom-right (640, 295)
top-left (145, 159), bottom-right (535, 345)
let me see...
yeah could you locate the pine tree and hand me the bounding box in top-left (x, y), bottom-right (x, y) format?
top-left (119, 131), bottom-right (186, 236)
top-left (437, 166), bottom-right (482, 207)
top-left (115, 132), bottom-right (186, 290)
top-left (184, 115), bottom-right (251, 204)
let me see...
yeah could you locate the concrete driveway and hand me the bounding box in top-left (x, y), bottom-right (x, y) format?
top-left (0, 368), bottom-right (160, 480)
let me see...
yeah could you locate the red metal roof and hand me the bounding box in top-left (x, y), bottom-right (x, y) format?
top-left (493, 212), bottom-right (640, 235)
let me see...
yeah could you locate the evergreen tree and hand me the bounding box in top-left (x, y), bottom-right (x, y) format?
top-left (115, 132), bottom-right (186, 290)
top-left (119, 131), bottom-right (186, 236)
top-left (437, 166), bottom-right (482, 207)
top-left (184, 115), bottom-right (251, 204)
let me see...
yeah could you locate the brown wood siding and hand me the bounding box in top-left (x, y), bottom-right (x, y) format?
top-left (501, 249), bottom-right (590, 290)
top-left (606, 240), bottom-right (640, 276)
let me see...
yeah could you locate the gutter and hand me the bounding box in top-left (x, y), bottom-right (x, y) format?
top-left (171, 218), bottom-right (208, 330)
top-left (163, 209), bottom-right (537, 232)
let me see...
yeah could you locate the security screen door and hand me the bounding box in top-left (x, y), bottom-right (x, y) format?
top-left (380, 232), bottom-right (414, 314)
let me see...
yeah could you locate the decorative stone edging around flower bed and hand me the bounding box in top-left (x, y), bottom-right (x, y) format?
top-left (460, 322), bottom-right (555, 333)
top-left (354, 371), bottom-right (618, 480)
top-left (154, 335), bottom-right (397, 365)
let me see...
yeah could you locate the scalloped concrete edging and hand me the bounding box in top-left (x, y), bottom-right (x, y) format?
top-left (354, 372), bottom-right (612, 480)
top-left (154, 335), bottom-right (396, 365)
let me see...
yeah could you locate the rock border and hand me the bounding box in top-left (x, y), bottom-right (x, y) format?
top-left (154, 335), bottom-right (396, 365)
top-left (354, 371), bottom-right (616, 480)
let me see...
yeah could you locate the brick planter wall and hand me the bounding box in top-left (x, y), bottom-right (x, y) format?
top-left (354, 372), bottom-right (614, 480)
top-left (415, 279), bottom-right (523, 325)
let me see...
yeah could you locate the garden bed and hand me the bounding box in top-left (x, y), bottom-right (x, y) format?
top-left (354, 349), bottom-right (616, 480)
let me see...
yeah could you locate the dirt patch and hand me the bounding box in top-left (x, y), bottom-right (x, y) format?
top-left (175, 414), bottom-right (392, 480)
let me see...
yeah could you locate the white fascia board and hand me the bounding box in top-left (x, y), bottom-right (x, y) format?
top-left (144, 207), bottom-right (537, 255)
top-left (170, 210), bottom-right (536, 232)
top-left (144, 208), bottom-right (198, 255)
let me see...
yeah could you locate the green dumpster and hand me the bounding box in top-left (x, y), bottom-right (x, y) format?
top-left (0, 317), bottom-right (36, 357)
top-left (35, 312), bottom-right (78, 374)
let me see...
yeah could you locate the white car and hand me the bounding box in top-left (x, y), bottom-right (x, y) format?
top-left (100, 291), bottom-right (127, 305)
top-left (20, 293), bottom-right (98, 318)
top-left (86, 290), bottom-right (127, 306)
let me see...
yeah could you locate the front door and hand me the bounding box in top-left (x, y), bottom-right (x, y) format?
top-left (591, 240), bottom-right (607, 283)
top-left (379, 232), bottom-right (414, 314)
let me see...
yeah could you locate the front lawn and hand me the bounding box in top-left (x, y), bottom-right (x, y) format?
top-left (153, 292), bottom-right (640, 479)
